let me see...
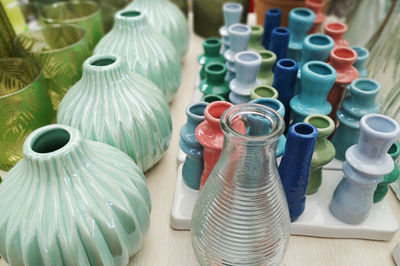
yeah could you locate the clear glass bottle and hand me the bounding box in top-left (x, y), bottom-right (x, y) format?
top-left (191, 103), bottom-right (290, 265)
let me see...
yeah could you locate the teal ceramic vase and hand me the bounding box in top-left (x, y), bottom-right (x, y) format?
top-left (199, 62), bottom-right (230, 101)
top-left (198, 38), bottom-right (226, 81)
top-left (331, 78), bottom-right (381, 161)
top-left (352, 46), bottom-right (369, 78)
top-left (290, 61), bottom-right (337, 123)
top-left (94, 10), bottom-right (181, 102)
top-left (125, 0), bottom-right (189, 59)
top-left (248, 25), bottom-right (264, 53)
top-left (0, 124), bottom-right (151, 265)
top-left (57, 54), bottom-right (172, 172)
top-left (257, 50), bottom-right (276, 86)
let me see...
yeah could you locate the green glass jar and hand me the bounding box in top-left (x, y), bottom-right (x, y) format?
top-left (257, 50), bottom-right (276, 86)
top-left (199, 62), bottom-right (230, 101)
top-left (198, 38), bottom-right (226, 80)
top-left (248, 25), bottom-right (265, 53)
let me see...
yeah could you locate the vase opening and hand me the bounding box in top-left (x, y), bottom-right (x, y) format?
top-left (202, 95), bottom-right (224, 103)
top-left (309, 35), bottom-right (331, 46)
top-left (89, 56), bottom-right (117, 67)
top-left (120, 10), bottom-right (141, 18)
top-left (205, 38), bottom-right (220, 45)
top-left (225, 3), bottom-right (242, 11)
top-left (189, 103), bottom-right (207, 118)
top-left (253, 85), bottom-right (277, 98)
top-left (293, 123), bottom-right (317, 135)
top-left (206, 63), bottom-right (225, 74)
top-left (259, 51), bottom-right (274, 60)
top-left (31, 128), bottom-right (71, 154)
top-left (237, 51), bottom-right (260, 63)
top-left (278, 59), bottom-right (296, 69)
top-left (353, 79), bottom-right (379, 92)
top-left (268, 8), bottom-right (281, 14)
top-left (308, 116), bottom-right (330, 129)
top-left (251, 26), bottom-right (263, 34)
top-left (389, 142), bottom-right (400, 156)
top-left (326, 22), bottom-right (347, 33)
top-left (364, 115), bottom-right (397, 134)
top-left (293, 9), bottom-right (313, 18)
top-left (230, 24), bottom-right (250, 34)
top-left (274, 27), bottom-right (289, 35)
top-left (307, 62), bottom-right (333, 76)
top-left (332, 47), bottom-right (357, 61)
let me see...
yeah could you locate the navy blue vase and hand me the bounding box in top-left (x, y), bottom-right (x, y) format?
top-left (261, 8), bottom-right (282, 50)
top-left (279, 122), bottom-right (318, 222)
top-left (179, 102), bottom-right (208, 190)
top-left (268, 26), bottom-right (290, 67)
top-left (272, 58), bottom-right (298, 128)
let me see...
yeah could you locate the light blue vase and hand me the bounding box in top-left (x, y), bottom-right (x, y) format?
top-left (330, 114), bottom-right (400, 224)
top-left (251, 98), bottom-right (286, 157)
top-left (290, 61), bottom-right (337, 123)
top-left (180, 102), bottom-right (207, 190)
top-left (220, 3), bottom-right (243, 53)
top-left (331, 78), bottom-right (381, 161)
top-left (224, 23), bottom-right (251, 82)
top-left (287, 8), bottom-right (316, 63)
top-left (352, 46), bottom-right (369, 78)
top-left (229, 51), bottom-right (262, 104)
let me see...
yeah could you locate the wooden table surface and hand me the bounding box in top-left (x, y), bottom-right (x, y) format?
top-left (1, 15), bottom-right (399, 266)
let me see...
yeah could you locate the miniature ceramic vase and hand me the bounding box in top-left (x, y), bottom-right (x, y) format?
top-left (273, 58), bottom-right (299, 127)
top-left (250, 85), bottom-right (278, 100)
top-left (198, 38), bottom-right (226, 80)
top-left (327, 47), bottom-right (359, 126)
top-left (180, 102), bottom-right (208, 190)
top-left (57, 54), bottom-right (172, 172)
top-left (331, 78), bottom-right (381, 161)
top-left (196, 101), bottom-right (233, 190)
top-left (0, 124), bottom-right (151, 265)
top-left (324, 22), bottom-right (349, 47)
top-left (94, 10), bottom-right (181, 103)
top-left (261, 8), bottom-right (282, 49)
top-left (224, 23), bottom-right (251, 82)
top-left (202, 94), bottom-right (225, 103)
top-left (219, 3), bottom-right (244, 53)
top-left (287, 8), bottom-right (316, 62)
top-left (199, 62), bottom-right (230, 101)
top-left (330, 114), bottom-right (400, 224)
top-left (257, 50), bottom-right (276, 86)
top-left (248, 25), bottom-right (264, 53)
top-left (229, 51), bottom-right (262, 104)
top-left (290, 61), bottom-right (337, 123)
top-left (250, 98), bottom-right (287, 157)
top-left (268, 26), bottom-right (290, 64)
top-left (374, 142), bottom-right (400, 203)
top-left (124, 0), bottom-right (189, 59)
top-left (192, 103), bottom-right (290, 265)
top-left (306, 0), bottom-right (325, 34)
top-left (352, 46), bottom-right (369, 78)
top-left (279, 122), bottom-right (318, 222)
top-left (304, 114), bottom-right (335, 195)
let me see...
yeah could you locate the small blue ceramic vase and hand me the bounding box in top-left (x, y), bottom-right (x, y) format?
top-left (331, 78), bottom-right (380, 161)
top-left (224, 23), bottom-right (251, 82)
top-left (330, 114), bottom-right (400, 224)
top-left (220, 3), bottom-right (243, 53)
top-left (287, 8), bottom-right (316, 63)
top-left (352, 46), bottom-right (369, 78)
top-left (279, 122), bottom-right (318, 222)
top-left (261, 8), bottom-right (282, 50)
top-left (180, 102), bottom-right (208, 190)
top-left (251, 98), bottom-right (286, 157)
top-left (229, 51), bottom-right (262, 104)
top-left (268, 27), bottom-right (290, 66)
top-left (290, 61), bottom-right (336, 123)
top-left (272, 59), bottom-right (298, 127)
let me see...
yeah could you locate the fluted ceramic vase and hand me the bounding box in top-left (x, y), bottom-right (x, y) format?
top-left (94, 10), bottom-right (181, 102)
top-left (57, 54), bottom-right (172, 172)
top-left (0, 124), bottom-right (151, 265)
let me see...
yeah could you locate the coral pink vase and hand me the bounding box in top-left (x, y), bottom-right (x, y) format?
top-left (327, 47), bottom-right (359, 126)
top-left (306, 0), bottom-right (325, 34)
top-left (196, 101), bottom-right (233, 190)
top-left (324, 22), bottom-right (349, 47)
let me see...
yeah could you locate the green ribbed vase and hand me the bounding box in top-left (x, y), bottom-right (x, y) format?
top-left (57, 54), bottom-right (172, 172)
top-left (0, 124), bottom-right (151, 265)
top-left (94, 10), bottom-right (181, 102)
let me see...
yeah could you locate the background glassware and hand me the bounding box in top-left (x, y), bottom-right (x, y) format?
top-left (13, 24), bottom-right (90, 111)
top-left (0, 57), bottom-right (53, 171)
top-left (0, 1), bottom-right (16, 57)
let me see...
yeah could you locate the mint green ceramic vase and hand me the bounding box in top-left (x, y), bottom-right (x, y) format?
top-left (0, 124), bottom-right (151, 265)
top-left (57, 54), bottom-right (172, 172)
top-left (94, 10), bottom-right (181, 102)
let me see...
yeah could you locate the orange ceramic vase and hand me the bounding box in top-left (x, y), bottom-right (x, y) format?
top-left (324, 22), bottom-right (349, 47)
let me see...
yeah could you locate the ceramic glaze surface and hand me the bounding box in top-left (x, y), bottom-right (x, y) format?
top-left (257, 50), bottom-right (276, 86)
top-left (94, 10), bottom-right (181, 102)
top-left (198, 38), bottom-right (226, 80)
top-left (57, 55), bottom-right (172, 172)
top-left (125, 0), bottom-right (189, 59)
top-left (219, 3), bottom-right (244, 53)
top-left (330, 114), bottom-right (400, 224)
top-left (352, 46), bottom-right (369, 78)
top-left (306, 0), bottom-right (325, 34)
top-left (248, 25), bottom-right (264, 53)
top-left (0, 124), bottom-right (151, 265)
top-left (250, 85), bottom-right (278, 100)
top-left (261, 8), bottom-right (282, 50)
top-left (268, 26), bottom-right (290, 63)
top-left (324, 22), bottom-right (349, 47)
top-left (199, 62), bottom-right (230, 101)
top-left (201, 94), bottom-right (225, 103)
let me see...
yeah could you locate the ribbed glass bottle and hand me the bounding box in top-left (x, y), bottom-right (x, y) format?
top-left (191, 103), bottom-right (290, 266)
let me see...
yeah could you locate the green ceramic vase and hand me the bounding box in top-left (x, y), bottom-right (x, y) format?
top-left (198, 38), bottom-right (226, 80)
top-left (304, 114), bottom-right (335, 195)
top-left (250, 85), bottom-right (278, 100)
top-left (248, 25), bottom-right (264, 53)
top-left (94, 10), bottom-right (181, 102)
top-left (199, 62), bottom-right (230, 101)
top-left (0, 124), bottom-right (151, 265)
top-left (257, 50), bottom-right (276, 86)
top-left (125, 0), bottom-right (189, 59)
top-left (57, 54), bottom-right (172, 172)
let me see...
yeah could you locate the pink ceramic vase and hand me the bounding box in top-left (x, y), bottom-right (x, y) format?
top-left (306, 0), bottom-right (325, 34)
top-left (324, 22), bottom-right (349, 47)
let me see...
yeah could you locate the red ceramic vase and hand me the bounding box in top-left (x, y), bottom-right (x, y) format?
top-left (196, 101), bottom-right (233, 190)
top-left (324, 22), bottom-right (349, 47)
top-left (306, 0), bottom-right (325, 34)
top-left (327, 47), bottom-right (359, 126)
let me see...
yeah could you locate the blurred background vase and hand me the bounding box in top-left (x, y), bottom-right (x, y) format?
top-left (0, 58), bottom-right (53, 171)
top-left (0, 1), bottom-right (15, 57)
top-left (169, 0), bottom-right (188, 17)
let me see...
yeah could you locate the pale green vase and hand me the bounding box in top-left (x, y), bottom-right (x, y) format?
top-left (94, 10), bottom-right (181, 102)
top-left (0, 124), bottom-right (151, 265)
top-left (57, 54), bottom-right (172, 172)
top-left (125, 0), bottom-right (189, 59)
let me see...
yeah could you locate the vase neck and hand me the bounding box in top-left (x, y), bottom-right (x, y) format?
top-left (114, 10), bottom-right (149, 33)
top-left (186, 103), bottom-right (207, 134)
top-left (349, 79), bottom-right (380, 109)
top-left (234, 52), bottom-right (262, 84)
